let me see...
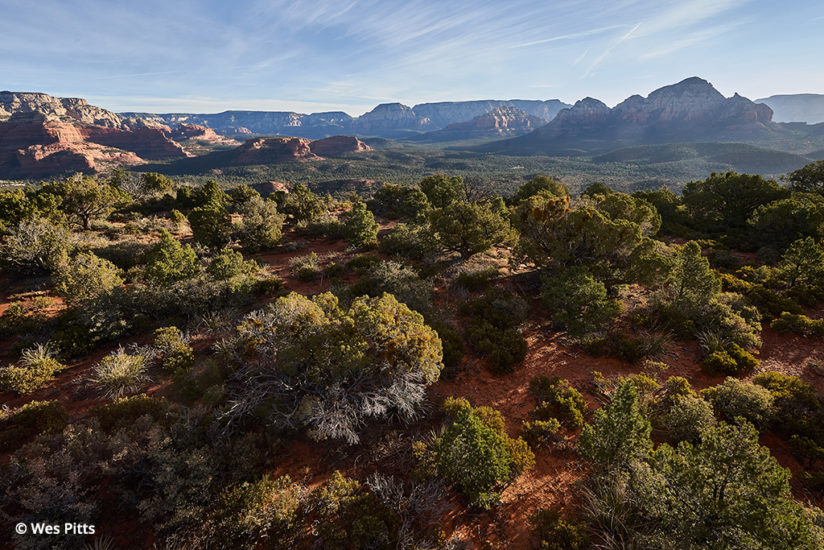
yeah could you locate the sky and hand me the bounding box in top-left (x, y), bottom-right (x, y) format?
top-left (2, 0), bottom-right (823, 115)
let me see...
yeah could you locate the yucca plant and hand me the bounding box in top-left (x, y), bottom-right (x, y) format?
top-left (89, 347), bottom-right (150, 399)
top-left (0, 343), bottom-right (65, 394)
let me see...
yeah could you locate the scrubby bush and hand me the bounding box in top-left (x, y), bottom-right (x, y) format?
top-left (512, 175), bottom-right (570, 203)
top-left (1, 217), bottom-right (73, 274)
top-left (529, 376), bottom-right (587, 430)
top-left (378, 222), bottom-right (431, 260)
top-left (343, 199), bottom-right (379, 247)
top-left (42, 175), bottom-right (128, 229)
top-left (426, 398), bottom-right (534, 509)
top-left (90, 394), bottom-right (169, 432)
top-left (279, 184), bottom-right (325, 222)
top-left (542, 266), bottom-right (621, 337)
top-left (221, 292), bottom-right (443, 444)
top-left (89, 347), bottom-right (150, 399)
top-left (530, 508), bottom-right (589, 550)
top-left (289, 252), bottom-right (320, 281)
top-left (657, 394), bottom-right (717, 444)
top-left (236, 194), bottom-right (284, 251)
top-left (429, 200), bottom-right (512, 260)
top-left (454, 267), bottom-right (499, 291)
top-left (702, 377), bottom-right (775, 430)
top-left (426, 320), bottom-right (464, 374)
top-left (206, 248), bottom-right (258, 280)
top-left (418, 174), bottom-right (465, 208)
top-left (371, 183), bottom-right (430, 219)
top-left (170, 209), bottom-right (187, 228)
top-left (349, 260), bottom-right (432, 313)
top-left (189, 199), bottom-right (231, 249)
top-left (0, 344), bottom-right (65, 394)
top-left (0, 400), bottom-right (68, 450)
top-left (53, 251), bottom-right (123, 305)
top-left (153, 327), bottom-right (195, 374)
top-left (522, 418), bottom-right (562, 448)
top-left (701, 343), bottom-right (759, 375)
top-left (771, 312), bottom-right (824, 337)
top-left (144, 230), bottom-right (199, 284)
top-left (461, 290), bottom-right (528, 374)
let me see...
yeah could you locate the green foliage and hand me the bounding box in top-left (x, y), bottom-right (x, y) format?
top-left (279, 184), bottom-right (325, 222)
top-left (430, 398), bottom-right (534, 509)
top-left (512, 175), bottom-right (570, 203)
top-left (289, 252), bottom-right (320, 281)
top-left (189, 198), bottom-right (232, 249)
top-left (153, 327), bottom-right (195, 374)
top-left (701, 342), bottom-right (759, 375)
top-left (579, 380), bottom-right (652, 469)
top-left (89, 348), bottom-right (150, 399)
top-left (777, 236), bottom-right (824, 290)
top-left (787, 160), bottom-right (824, 195)
top-left (53, 252), bottom-right (123, 305)
top-left (378, 222), bottom-right (431, 260)
top-left (1, 217), bottom-right (72, 274)
top-left (90, 394), bottom-right (169, 432)
top-left (530, 508), bottom-right (589, 550)
top-left (747, 193), bottom-right (824, 250)
top-left (771, 312), bottom-right (824, 337)
top-left (195, 180), bottom-right (229, 207)
top-left (669, 241), bottom-right (721, 303)
top-left (658, 394), bottom-right (717, 444)
top-left (42, 175), bottom-right (128, 229)
top-left (454, 267), bottom-right (498, 291)
top-left (529, 376), bottom-right (587, 430)
top-left (371, 182), bottom-right (430, 219)
top-left (343, 199), bottom-right (378, 247)
top-left (701, 377), bottom-right (774, 430)
top-left (311, 471), bottom-right (401, 549)
top-left (418, 174), bottom-right (466, 208)
top-left (541, 266), bottom-right (622, 337)
top-left (140, 172), bottom-right (174, 195)
top-left (426, 320), bottom-right (464, 374)
top-left (581, 182), bottom-right (613, 198)
top-left (144, 230), bottom-right (199, 284)
top-left (236, 194), bottom-right (284, 251)
top-left (0, 344), bottom-right (65, 394)
top-left (169, 208), bottom-right (187, 227)
top-left (349, 260), bottom-right (432, 313)
top-left (223, 292), bottom-right (443, 443)
top-left (206, 248), bottom-right (258, 280)
top-left (461, 290), bottom-right (528, 374)
top-left (212, 474), bottom-right (305, 549)
top-left (0, 400), bottom-right (68, 450)
top-left (429, 199), bottom-right (512, 259)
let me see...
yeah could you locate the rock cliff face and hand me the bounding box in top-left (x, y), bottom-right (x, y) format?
top-left (413, 106), bottom-right (547, 142)
top-left (308, 135), bottom-right (371, 156)
top-left (756, 94), bottom-right (824, 124)
top-left (0, 91), bottom-right (185, 178)
top-left (412, 99), bottom-right (567, 128)
top-left (352, 103), bottom-right (434, 135)
top-left (477, 77), bottom-right (782, 155)
top-left (233, 137), bottom-right (319, 164)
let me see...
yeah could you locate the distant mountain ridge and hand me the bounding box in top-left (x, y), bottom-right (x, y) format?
top-left (757, 94), bottom-right (824, 124)
top-left (123, 99), bottom-right (570, 139)
top-left (411, 106), bottom-right (548, 143)
top-left (476, 77), bottom-right (824, 155)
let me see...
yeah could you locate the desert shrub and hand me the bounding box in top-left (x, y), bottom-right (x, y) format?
top-left (702, 377), bottom-right (775, 430)
top-left (427, 398), bottom-right (534, 509)
top-left (42, 174), bottom-right (128, 229)
top-left (701, 343), bottom-right (759, 376)
top-left (371, 183), bottom-right (431, 219)
top-left (771, 312), bottom-right (824, 337)
top-left (512, 175), bottom-right (570, 203)
top-left (349, 260), bottom-right (432, 313)
top-left (93, 240), bottom-right (153, 271)
top-left (53, 251), bottom-right (123, 305)
top-left (323, 262), bottom-right (345, 278)
top-left (378, 222), bottom-right (431, 260)
top-left (541, 265), bottom-right (623, 337)
top-left (0, 400), bottom-right (68, 450)
top-left (279, 184), bottom-right (326, 223)
top-left (429, 199), bottom-right (513, 260)
top-left (1, 217), bottom-right (72, 274)
top-left (454, 267), bottom-right (499, 291)
top-left (426, 320), bottom-right (464, 374)
top-left (169, 208), bottom-right (187, 227)
top-left (189, 199), bottom-right (232, 249)
top-left (530, 508), bottom-right (589, 550)
top-left (153, 327), bottom-right (195, 374)
top-left (345, 253), bottom-right (382, 273)
top-left (295, 211), bottom-right (345, 239)
top-left (144, 230), bottom-right (199, 284)
top-left (51, 323), bottom-right (94, 359)
top-left (89, 347), bottom-right (150, 399)
top-left (418, 174), bottom-right (466, 208)
top-left (236, 195), bottom-right (284, 252)
top-left (657, 394), bottom-right (717, 444)
top-left (529, 376), bottom-right (587, 430)
top-left (747, 193), bottom-right (824, 250)
top-left (206, 248), bottom-right (258, 280)
top-left (0, 344), bottom-right (65, 394)
top-left (522, 418), bottom-right (562, 448)
top-left (220, 292), bottom-right (443, 444)
top-left (289, 252), bottom-right (320, 281)
top-left (0, 299), bottom-right (51, 335)
top-left (90, 394), bottom-right (169, 432)
top-left (343, 199), bottom-right (378, 248)
top-left (461, 290), bottom-right (528, 374)
top-left (211, 474), bottom-right (305, 549)
top-left (310, 472), bottom-right (402, 549)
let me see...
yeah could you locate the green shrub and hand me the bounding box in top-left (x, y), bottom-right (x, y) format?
top-left (144, 230), bottom-right (199, 284)
top-left (701, 377), bottom-right (775, 430)
top-left (454, 267), bottom-right (499, 291)
top-left (657, 394), bottom-right (717, 444)
top-left (522, 418), bottom-right (562, 447)
top-left (529, 376), bottom-right (587, 430)
top-left (701, 343), bottom-right (759, 375)
top-left (530, 508), bottom-right (589, 550)
top-left (371, 183), bottom-right (430, 219)
top-left (90, 394), bottom-right (169, 432)
top-left (51, 324), bottom-right (94, 360)
top-left (429, 398), bottom-right (534, 509)
top-left (0, 400), bottom-right (68, 450)
top-left (343, 199), bottom-right (378, 248)
top-left (771, 312), bottom-right (824, 337)
top-left (0, 344), bottom-right (65, 394)
top-left (426, 320), bottom-right (464, 375)
top-left (324, 262), bottom-right (345, 278)
top-left (170, 209), bottom-right (187, 227)
top-left (153, 327), bottom-right (195, 374)
top-left (236, 195), bottom-right (284, 252)
top-left (1, 217), bottom-right (72, 274)
top-left (206, 248), bottom-right (258, 280)
top-left (279, 184), bottom-right (326, 222)
top-left (189, 199), bottom-right (232, 249)
top-left (541, 266), bottom-right (621, 337)
top-left (289, 252), bottom-right (320, 281)
top-left (348, 260), bottom-right (432, 313)
top-left (345, 253), bottom-right (382, 273)
top-left (89, 348), bottom-right (150, 399)
top-left (53, 251), bottom-right (123, 305)
top-left (378, 222), bottom-right (430, 260)
top-left (461, 290), bottom-right (529, 374)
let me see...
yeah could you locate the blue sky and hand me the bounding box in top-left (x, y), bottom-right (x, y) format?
top-left (2, 0), bottom-right (822, 115)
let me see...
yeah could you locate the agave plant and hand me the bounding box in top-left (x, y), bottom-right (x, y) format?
top-left (88, 347), bottom-right (150, 399)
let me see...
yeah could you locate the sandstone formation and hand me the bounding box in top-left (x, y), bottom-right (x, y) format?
top-left (233, 137), bottom-right (319, 164)
top-left (413, 106), bottom-right (547, 142)
top-left (0, 91), bottom-right (186, 178)
top-left (308, 135), bottom-right (371, 156)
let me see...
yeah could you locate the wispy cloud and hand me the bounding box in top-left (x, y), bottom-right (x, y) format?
top-left (585, 23), bottom-right (641, 76)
